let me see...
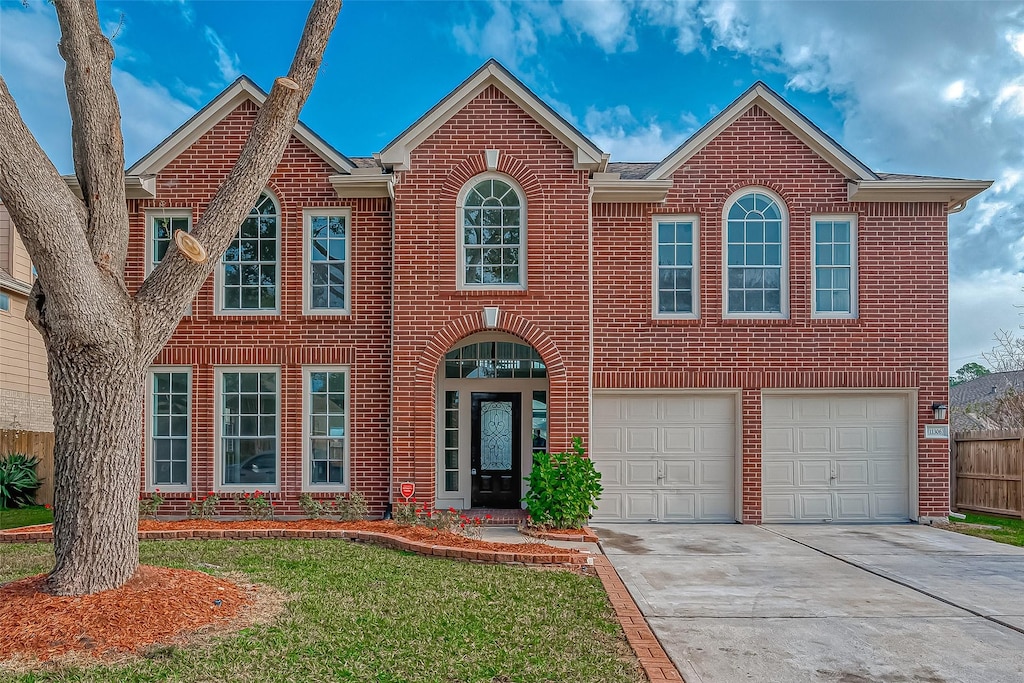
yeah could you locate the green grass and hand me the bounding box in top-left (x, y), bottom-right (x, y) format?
top-left (0, 539), bottom-right (642, 683)
top-left (949, 512), bottom-right (1024, 547)
top-left (0, 505), bottom-right (52, 530)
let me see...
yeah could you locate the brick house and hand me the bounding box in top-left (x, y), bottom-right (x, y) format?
top-left (125, 60), bottom-right (988, 524)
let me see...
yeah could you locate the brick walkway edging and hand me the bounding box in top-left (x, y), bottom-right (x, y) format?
top-left (520, 525), bottom-right (600, 543)
top-left (592, 555), bottom-right (685, 682)
top-left (0, 527), bottom-right (589, 568)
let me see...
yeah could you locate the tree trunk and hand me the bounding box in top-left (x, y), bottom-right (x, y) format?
top-left (47, 343), bottom-right (146, 595)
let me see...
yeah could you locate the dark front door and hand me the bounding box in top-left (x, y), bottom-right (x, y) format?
top-left (471, 392), bottom-right (522, 508)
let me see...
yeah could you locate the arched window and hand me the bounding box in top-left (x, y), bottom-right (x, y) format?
top-left (724, 188), bottom-right (788, 317)
top-left (459, 175), bottom-right (525, 288)
top-left (221, 191), bottom-right (279, 313)
top-left (444, 340), bottom-right (546, 379)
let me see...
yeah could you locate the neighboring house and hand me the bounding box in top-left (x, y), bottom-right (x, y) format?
top-left (119, 60), bottom-right (988, 524)
top-left (0, 203), bottom-right (53, 434)
top-left (950, 371), bottom-right (1024, 431)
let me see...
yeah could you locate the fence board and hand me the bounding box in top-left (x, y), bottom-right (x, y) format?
top-left (0, 430), bottom-right (55, 505)
top-left (952, 430), bottom-right (1024, 520)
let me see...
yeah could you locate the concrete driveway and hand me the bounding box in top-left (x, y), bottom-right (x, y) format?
top-left (594, 523), bottom-right (1024, 683)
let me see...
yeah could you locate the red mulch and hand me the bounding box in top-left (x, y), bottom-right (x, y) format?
top-left (5, 519), bottom-right (574, 555)
top-left (0, 565), bottom-right (250, 663)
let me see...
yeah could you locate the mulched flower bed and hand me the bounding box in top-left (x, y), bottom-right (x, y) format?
top-left (3, 519), bottom-right (577, 555)
top-left (0, 566), bottom-right (252, 663)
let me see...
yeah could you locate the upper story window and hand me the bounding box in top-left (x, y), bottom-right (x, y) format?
top-left (724, 188), bottom-right (788, 318)
top-left (147, 213), bottom-right (190, 273)
top-left (0, 292), bottom-right (10, 313)
top-left (458, 175), bottom-right (525, 289)
top-left (220, 192), bottom-right (278, 314)
top-left (812, 215), bottom-right (857, 318)
top-left (654, 216), bottom-right (699, 318)
top-left (304, 209), bottom-right (351, 315)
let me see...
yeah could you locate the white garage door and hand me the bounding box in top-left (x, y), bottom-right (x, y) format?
top-left (591, 393), bottom-right (737, 522)
top-left (762, 394), bottom-right (910, 523)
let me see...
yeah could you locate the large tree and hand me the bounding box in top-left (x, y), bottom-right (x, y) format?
top-left (0, 0), bottom-right (341, 595)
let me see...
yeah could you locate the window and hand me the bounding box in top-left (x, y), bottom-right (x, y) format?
top-left (443, 391), bottom-right (459, 492)
top-left (654, 217), bottom-right (698, 318)
top-left (147, 213), bottom-right (190, 273)
top-left (459, 176), bottom-right (525, 288)
top-left (303, 367), bottom-right (349, 489)
top-left (304, 209), bottom-right (350, 314)
top-left (0, 292), bottom-right (9, 313)
top-left (813, 216), bottom-right (857, 317)
top-left (221, 192), bottom-right (278, 313)
top-left (217, 368), bottom-right (279, 489)
top-left (148, 369), bottom-right (190, 490)
top-left (724, 189), bottom-right (788, 317)
top-left (444, 341), bottom-right (546, 379)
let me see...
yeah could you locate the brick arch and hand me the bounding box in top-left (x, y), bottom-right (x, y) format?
top-left (415, 310), bottom-right (567, 394)
top-left (720, 180), bottom-right (792, 208)
top-left (439, 152), bottom-right (545, 205)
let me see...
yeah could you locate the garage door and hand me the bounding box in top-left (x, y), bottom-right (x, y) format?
top-left (762, 394), bottom-right (910, 523)
top-left (591, 393), bottom-right (737, 522)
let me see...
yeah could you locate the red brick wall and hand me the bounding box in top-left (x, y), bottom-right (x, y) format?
top-left (127, 101), bottom-right (393, 516)
top-left (389, 85), bottom-right (592, 505)
top-left (592, 106), bottom-right (949, 521)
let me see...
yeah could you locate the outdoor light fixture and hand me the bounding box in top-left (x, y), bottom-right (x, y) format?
top-left (931, 402), bottom-right (948, 421)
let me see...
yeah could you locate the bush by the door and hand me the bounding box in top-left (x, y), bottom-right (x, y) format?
top-left (523, 437), bottom-right (602, 529)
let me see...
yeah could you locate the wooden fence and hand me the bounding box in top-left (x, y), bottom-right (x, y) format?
top-left (0, 430), bottom-right (54, 506)
top-left (952, 429), bottom-right (1024, 519)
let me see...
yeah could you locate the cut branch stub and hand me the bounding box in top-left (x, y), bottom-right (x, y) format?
top-left (173, 230), bottom-right (207, 263)
top-left (276, 77), bottom-right (300, 91)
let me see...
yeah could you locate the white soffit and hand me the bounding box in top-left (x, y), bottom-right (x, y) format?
top-left (378, 59), bottom-right (607, 172)
top-left (648, 82), bottom-right (878, 182)
top-left (590, 173), bottom-right (672, 203)
top-left (847, 179), bottom-right (993, 209)
top-left (127, 76), bottom-right (354, 177)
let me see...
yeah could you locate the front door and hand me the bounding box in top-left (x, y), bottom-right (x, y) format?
top-left (471, 392), bottom-right (522, 508)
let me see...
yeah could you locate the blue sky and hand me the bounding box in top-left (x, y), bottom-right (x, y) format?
top-left (2, 0), bottom-right (1023, 371)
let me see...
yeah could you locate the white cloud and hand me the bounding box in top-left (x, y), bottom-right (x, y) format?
top-left (949, 270), bottom-right (1024, 369)
top-left (0, 3), bottom-right (195, 173)
top-left (583, 105), bottom-right (691, 160)
top-left (203, 26), bottom-right (240, 84)
top-left (560, 0), bottom-right (637, 53)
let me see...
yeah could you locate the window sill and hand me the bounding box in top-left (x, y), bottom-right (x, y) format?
top-left (452, 288), bottom-right (530, 297)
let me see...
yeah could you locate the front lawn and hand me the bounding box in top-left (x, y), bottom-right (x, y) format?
top-left (0, 539), bottom-right (642, 682)
top-left (948, 512), bottom-right (1024, 547)
top-left (0, 505), bottom-right (52, 530)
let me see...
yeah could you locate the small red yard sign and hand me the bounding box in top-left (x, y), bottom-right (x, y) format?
top-left (400, 482), bottom-right (415, 500)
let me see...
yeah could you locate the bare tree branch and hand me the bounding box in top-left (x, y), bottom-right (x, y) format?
top-left (54, 0), bottom-right (130, 278)
top-left (0, 76), bottom-right (118, 342)
top-left (135, 0), bottom-right (342, 359)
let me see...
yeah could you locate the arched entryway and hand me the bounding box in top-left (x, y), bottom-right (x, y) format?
top-left (435, 332), bottom-right (549, 510)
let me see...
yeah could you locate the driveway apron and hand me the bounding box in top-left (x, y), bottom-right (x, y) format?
top-left (595, 523), bottom-right (1024, 683)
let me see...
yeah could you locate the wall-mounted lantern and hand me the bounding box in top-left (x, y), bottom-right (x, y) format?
top-left (931, 402), bottom-right (948, 421)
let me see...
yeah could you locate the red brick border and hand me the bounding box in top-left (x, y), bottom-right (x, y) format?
top-left (521, 526), bottom-right (600, 543)
top-left (593, 556), bottom-right (685, 682)
top-left (0, 527), bottom-right (589, 569)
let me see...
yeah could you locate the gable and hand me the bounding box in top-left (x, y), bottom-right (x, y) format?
top-left (127, 77), bottom-right (353, 177)
top-left (379, 60), bottom-right (607, 172)
top-left (648, 82), bottom-right (876, 182)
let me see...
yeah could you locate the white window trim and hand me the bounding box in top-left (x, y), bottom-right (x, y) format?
top-left (301, 365), bottom-right (351, 492)
top-left (214, 365), bottom-right (281, 493)
top-left (143, 209), bottom-right (192, 276)
top-left (302, 208), bottom-right (352, 316)
top-left (145, 209), bottom-right (194, 315)
top-left (811, 213), bottom-right (859, 319)
top-left (652, 214), bottom-right (700, 320)
top-left (721, 186), bottom-right (790, 320)
top-left (145, 366), bottom-right (192, 493)
top-left (456, 172), bottom-right (527, 291)
top-left (214, 190), bottom-right (281, 316)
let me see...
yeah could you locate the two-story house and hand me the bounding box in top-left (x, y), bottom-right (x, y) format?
top-left (123, 60), bottom-right (988, 524)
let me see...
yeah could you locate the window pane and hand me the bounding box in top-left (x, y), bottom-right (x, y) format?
top-left (222, 371), bottom-right (277, 486)
top-left (151, 371), bottom-right (189, 486)
top-left (307, 369), bottom-right (348, 486)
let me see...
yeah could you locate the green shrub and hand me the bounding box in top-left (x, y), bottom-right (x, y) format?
top-left (523, 437), bottom-right (602, 529)
top-left (334, 491), bottom-right (369, 521)
top-left (298, 493), bottom-right (327, 519)
top-left (0, 453), bottom-right (42, 509)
